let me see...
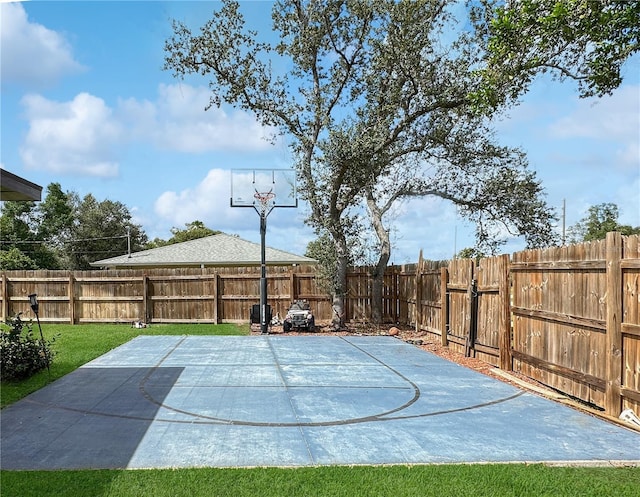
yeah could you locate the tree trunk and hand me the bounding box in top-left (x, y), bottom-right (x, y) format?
top-left (366, 191), bottom-right (392, 324)
top-left (371, 248), bottom-right (390, 324)
top-left (331, 233), bottom-right (350, 330)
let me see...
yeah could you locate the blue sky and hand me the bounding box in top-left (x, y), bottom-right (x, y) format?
top-left (2, 0), bottom-right (639, 264)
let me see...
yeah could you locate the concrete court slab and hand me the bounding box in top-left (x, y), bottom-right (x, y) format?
top-left (1, 335), bottom-right (639, 470)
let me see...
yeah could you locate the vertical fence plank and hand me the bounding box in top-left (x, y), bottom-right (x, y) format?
top-left (1, 272), bottom-right (7, 322)
top-left (621, 235), bottom-right (640, 414)
top-left (68, 272), bottom-right (75, 324)
top-left (415, 251), bottom-right (423, 333)
top-left (142, 274), bottom-right (149, 323)
top-left (390, 269), bottom-right (396, 322)
top-left (605, 231), bottom-right (623, 416)
top-left (289, 271), bottom-right (296, 303)
top-left (440, 266), bottom-right (449, 346)
top-left (212, 273), bottom-right (219, 324)
top-left (465, 262), bottom-right (477, 357)
top-left (498, 254), bottom-right (512, 371)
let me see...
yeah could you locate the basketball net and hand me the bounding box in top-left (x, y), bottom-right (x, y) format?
top-left (254, 189), bottom-right (276, 217)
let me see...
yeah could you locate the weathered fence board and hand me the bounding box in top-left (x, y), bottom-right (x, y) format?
top-left (511, 240), bottom-right (609, 408)
top-left (622, 234), bottom-right (640, 415)
top-left (414, 256), bottom-right (448, 338)
top-left (474, 254), bottom-right (510, 367)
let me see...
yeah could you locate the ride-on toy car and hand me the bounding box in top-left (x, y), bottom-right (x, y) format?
top-left (283, 299), bottom-right (315, 332)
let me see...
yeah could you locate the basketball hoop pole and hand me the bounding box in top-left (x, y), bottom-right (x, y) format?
top-left (254, 191), bottom-right (275, 334)
top-left (259, 212), bottom-right (268, 334)
top-left (230, 169), bottom-right (298, 334)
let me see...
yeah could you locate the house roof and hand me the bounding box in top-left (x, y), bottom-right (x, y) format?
top-left (1, 169), bottom-right (42, 201)
top-left (90, 233), bottom-right (317, 268)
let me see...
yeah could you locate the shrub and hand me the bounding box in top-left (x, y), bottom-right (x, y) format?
top-left (0, 313), bottom-right (55, 381)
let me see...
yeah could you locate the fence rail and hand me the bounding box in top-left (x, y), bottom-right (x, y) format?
top-left (2, 233), bottom-right (638, 418)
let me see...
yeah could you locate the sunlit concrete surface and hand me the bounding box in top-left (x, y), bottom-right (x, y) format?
top-left (2, 336), bottom-right (639, 470)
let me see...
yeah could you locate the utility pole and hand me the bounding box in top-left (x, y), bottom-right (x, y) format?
top-left (562, 199), bottom-right (566, 245)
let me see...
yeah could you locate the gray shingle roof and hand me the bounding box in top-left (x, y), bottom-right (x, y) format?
top-left (90, 233), bottom-right (317, 268)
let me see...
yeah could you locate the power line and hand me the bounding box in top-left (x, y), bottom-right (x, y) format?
top-left (0, 234), bottom-right (128, 244)
top-left (0, 240), bottom-right (44, 245)
top-left (66, 235), bottom-right (128, 243)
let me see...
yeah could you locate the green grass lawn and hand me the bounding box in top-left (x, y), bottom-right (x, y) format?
top-left (1, 323), bottom-right (639, 497)
top-left (2, 464), bottom-right (639, 497)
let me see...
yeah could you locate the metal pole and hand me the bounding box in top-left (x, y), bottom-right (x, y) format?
top-left (562, 198), bottom-right (566, 245)
top-left (260, 213), bottom-right (268, 334)
top-left (34, 312), bottom-right (50, 377)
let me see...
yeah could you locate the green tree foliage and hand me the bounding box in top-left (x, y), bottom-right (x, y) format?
top-left (305, 231), bottom-right (359, 295)
top-left (305, 233), bottom-right (336, 294)
top-left (0, 313), bottom-right (55, 381)
top-left (1, 184), bottom-right (148, 270)
top-left (0, 247), bottom-right (38, 270)
top-left (67, 194), bottom-right (148, 270)
top-left (475, 0), bottom-right (640, 108)
top-left (567, 203), bottom-right (640, 242)
top-left (148, 221), bottom-right (221, 248)
top-left (0, 200), bottom-right (60, 269)
top-left (0, 201), bottom-right (35, 245)
top-left (456, 247), bottom-right (487, 261)
top-left (36, 183), bottom-right (75, 251)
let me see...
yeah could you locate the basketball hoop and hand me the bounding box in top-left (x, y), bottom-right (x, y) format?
top-left (254, 189), bottom-right (276, 216)
top-left (229, 169), bottom-right (298, 334)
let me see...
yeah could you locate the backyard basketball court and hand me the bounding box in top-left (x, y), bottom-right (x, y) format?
top-left (2, 335), bottom-right (639, 470)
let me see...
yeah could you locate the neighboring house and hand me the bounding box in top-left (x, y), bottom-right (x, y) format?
top-left (0, 169), bottom-right (42, 201)
top-left (90, 233), bottom-right (317, 269)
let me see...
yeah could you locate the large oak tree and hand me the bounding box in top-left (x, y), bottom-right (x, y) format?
top-left (165, 0), bottom-right (636, 326)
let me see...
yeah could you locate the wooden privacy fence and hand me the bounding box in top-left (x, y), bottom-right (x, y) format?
top-left (413, 232), bottom-right (639, 419)
top-left (0, 265), bottom-right (329, 326)
top-left (1, 233), bottom-right (638, 418)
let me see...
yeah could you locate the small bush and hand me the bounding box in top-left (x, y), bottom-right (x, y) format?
top-left (0, 313), bottom-right (55, 381)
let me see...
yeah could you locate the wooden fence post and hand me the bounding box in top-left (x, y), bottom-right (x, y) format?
top-left (390, 265), bottom-right (398, 324)
top-left (289, 270), bottom-right (296, 303)
top-left (415, 251), bottom-right (423, 333)
top-left (1, 272), bottom-right (7, 322)
top-left (213, 273), bottom-right (219, 324)
top-left (142, 274), bottom-right (149, 323)
top-left (440, 266), bottom-right (449, 346)
top-left (498, 254), bottom-right (512, 371)
top-left (605, 231), bottom-right (623, 417)
top-left (68, 272), bottom-right (75, 324)
top-left (465, 262), bottom-right (477, 358)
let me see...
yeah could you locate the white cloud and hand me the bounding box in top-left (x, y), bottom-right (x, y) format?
top-left (19, 92), bottom-right (123, 176)
top-left (617, 141), bottom-right (639, 168)
top-left (0, 2), bottom-right (85, 88)
top-left (17, 83), bottom-right (283, 178)
top-left (154, 168), bottom-right (252, 230)
top-left (549, 86), bottom-right (639, 139)
top-left (119, 83), bottom-right (278, 153)
top-left (547, 85), bottom-right (640, 170)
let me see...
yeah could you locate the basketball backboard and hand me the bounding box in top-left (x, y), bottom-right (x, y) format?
top-left (230, 169), bottom-right (298, 210)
